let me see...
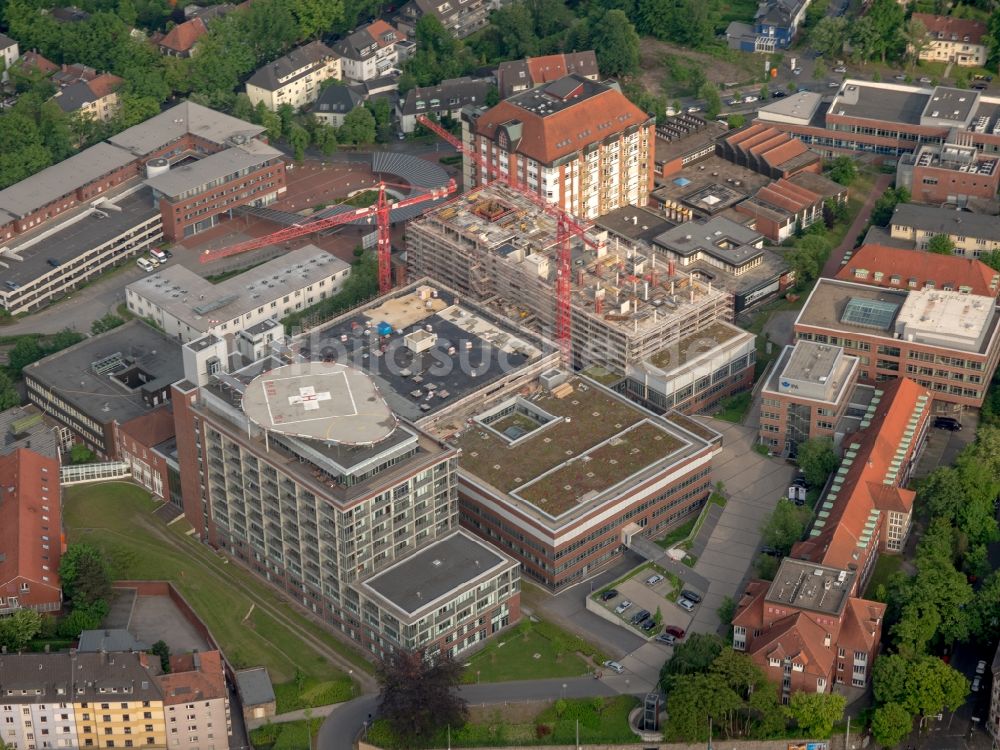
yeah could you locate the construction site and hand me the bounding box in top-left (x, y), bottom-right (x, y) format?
top-left (404, 184), bottom-right (734, 373)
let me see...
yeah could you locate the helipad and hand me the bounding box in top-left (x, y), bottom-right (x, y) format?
top-left (242, 362), bottom-right (398, 446)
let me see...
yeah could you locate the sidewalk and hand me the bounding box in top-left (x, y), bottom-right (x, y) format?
top-left (247, 702), bottom-right (344, 730)
top-left (821, 172), bottom-right (893, 278)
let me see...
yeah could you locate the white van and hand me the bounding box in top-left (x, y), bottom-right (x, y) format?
top-left (136, 257), bottom-right (155, 272)
top-left (150, 247), bottom-right (167, 262)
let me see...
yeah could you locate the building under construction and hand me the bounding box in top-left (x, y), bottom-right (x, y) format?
top-left (405, 185), bottom-right (734, 372)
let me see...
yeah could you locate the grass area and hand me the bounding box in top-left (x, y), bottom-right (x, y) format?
top-left (274, 675), bottom-right (355, 713)
top-left (462, 621), bottom-right (601, 683)
top-left (204, 258), bottom-right (270, 284)
top-left (63, 482), bottom-right (371, 685)
top-left (753, 443), bottom-right (771, 456)
top-left (864, 554), bottom-right (903, 600)
top-left (116, 303), bottom-right (136, 322)
top-left (715, 391), bottom-right (752, 423)
top-left (341, 189), bottom-right (379, 207)
top-left (249, 718), bottom-right (322, 750)
top-left (655, 518), bottom-right (696, 549)
top-left (367, 696), bottom-right (640, 748)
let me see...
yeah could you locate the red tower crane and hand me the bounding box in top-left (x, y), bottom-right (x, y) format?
top-left (415, 114), bottom-right (599, 366)
top-left (198, 179), bottom-right (457, 295)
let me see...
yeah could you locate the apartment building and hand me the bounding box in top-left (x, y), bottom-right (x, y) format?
top-left (897, 139), bottom-right (1000, 206)
top-left (396, 0), bottom-right (511, 39)
top-left (735, 377), bottom-right (930, 698)
top-left (245, 41), bottom-right (341, 111)
top-left (836, 243), bottom-right (1000, 297)
top-left (911, 13), bottom-right (988, 67)
top-left (889, 203), bottom-right (1000, 256)
top-left (759, 340), bottom-right (861, 456)
top-left (405, 184), bottom-right (733, 373)
top-left (116, 407), bottom-right (176, 501)
top-left (173, 321), bottom-right (523, 656)
top-left (398, 77), bottom-right (492, 134)
top-left (159, 651), bottom-right (231, 750)
top-left (0, 651), bottom-right (167, 750)
top-left (0, 448), bottom-right (63, 617)
top-left (25, 320), bottom-right (183, 457)
top-left (794, 278), bottom-right (1000, 411)
top-left (495, 52), bottom-right (599, 99)
top-left (52, 72), bottom-right (124, 123)
top-left (125, 245), bottom-right (350, 342)
top-left (457, 374), bottom-right (721, 589)
top-left (463, 75), bottom-right (655, 220)
top-left (334, 20), bottom-right (409, 83)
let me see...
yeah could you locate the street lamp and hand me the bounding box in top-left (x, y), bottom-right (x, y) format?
top-left (561, 683), bottom-right (567, 699)
top-left (348, 669), bottom-right (354, 698)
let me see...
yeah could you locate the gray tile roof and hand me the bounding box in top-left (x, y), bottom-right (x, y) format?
top-left (891, 202), bottom-right (1000, 241)
top-left (0, 33), bottom-right (17, 50)
top-left (78, 629), bottom-right (150, 653)
top-left (314, 84), bottom-right (364, 114)
top-left (235, 668), bottom-right (274, 706)
top-left (51, 79), bottom-right (99, 113)
top-left (400, 76), bottom-right (491, 115)
top-left (246, 40), bottom-right (338, 92)
top-left (108, 100), bottom-right (264, 157)
top-left (0, 652), bottom-right (162, 703)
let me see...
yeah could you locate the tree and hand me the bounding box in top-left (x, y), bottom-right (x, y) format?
top-left (665, 672), bottom-right (742, 741)
top-left (287, 122), bottom-right (310, 161)
top-left (0, 370), bottom-right (19, 410)
top-left (871, 702), bottom-right (913, 748)
top-left (759, 498), bottom-right (810, 555)
top-left (0, 608), bottom-right (43, 652)
top-left (785, 692), bottom-right (846, 738)
top-left (376, 648), bottom-right (466, 743)
top-left (292, 0), bottom-right (344, 39)
top-left (91, 313), bottom-right (125, 334)
top-left (151, 640), bottom-right (171, 672)
top-left (69, 444), bottom-right (96, 464)
top-left (699, 82), bottom-right (722, 120)
top-left (871, 187), bottom-right (909, 226)
top-left (311, 122), bottom-right (338, 155)
top-left (787, 234), bottom-right (832, 285)
top-left (927, 234), bottom-right (954, 255)
top-left (57, 600), bottom-right (109, 638)
top-left (659, 633), bottom-right (724, 693)
top-left (904, 17), bottom-right (930, 68)
top-left (823, 198), bottom-right (848, 227)
top-left (796, 437), bottom-right (838, 487)
top-left (826, 155), bottom-right (856, 185)
top-left (339, 106), bottom-right (376, 145)
top-left (968, 570), bottom-right (1000, 642)
top-left (874, 654), bottom-right (968, 720)
top-left (864, 0), bottom-right (905, 63)
top-left (59, 544), bottom-right (112, 609)
top-left (589, 9), bottom-right (640, 77)
top-left (849, 16), bottom-right (880, 63)
top-left (6, 337), bottom-right (43, 374)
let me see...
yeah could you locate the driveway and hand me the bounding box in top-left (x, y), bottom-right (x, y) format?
top-left (686, 417), bottom-right (795, 635)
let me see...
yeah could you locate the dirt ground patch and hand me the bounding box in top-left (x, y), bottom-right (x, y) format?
top-left (638, 38), bottom-right (760, 98)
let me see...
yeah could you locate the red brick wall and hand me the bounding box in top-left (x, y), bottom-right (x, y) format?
top-left (171, 385), bottom-right (208, 540)
top-left (911, 163), bottom-right (1000, 204)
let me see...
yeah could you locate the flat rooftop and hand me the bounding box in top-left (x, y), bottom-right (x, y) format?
top-left (24, 319), bottom-right (183, 425)
top-left (763, 341), bottom-right (858, 404)
top-left (796, 279), bottom-right (999, 354)
top-left (594, 206), bottom-right (673, 246)
top-left (755, 91), bottom-right (824, 125)
top-left (0, 405), bottom-right (58, 459)
top-left (828, 81), bottom-right (932, 125)
top-left (358, 530), bottom-right (512, 619)
top-left (144, 141), bottom-right (283, 198)
top-left (920, 87), bottom-right (979, 126)
top-left (646, 320), bottom-right (747, 370)
top-left (127, 245), bottom-right (348, 332)
top-left (653, 216), bottom-right (764, 267)
top-left (651, 155), bottom-right (769, 207)
top-left (456, 376), bottom-right (709, 525)
top-left (314, 284), bottom-right (545, 423)
top-left (241, 361), bottom-right (398, 446)
top-left (766, 558), bottom-right (857, 615)
top-left (5, 187), bottom-right (158, 287)
top-left (654, 119), bottom-right (727, 165)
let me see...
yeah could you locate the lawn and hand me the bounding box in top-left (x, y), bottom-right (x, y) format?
top-left (367, 695), bottom-right (639, 748)
top-left (656, 517), bottom-right (696, 549)
top-left (249, 718), bottom-right (322, 750)
top-left (63, 482), bottom-right (368, 687)
top-left (462, 621), bottom-right (600, 683)
top-left (864, 554), bottom-right (903, 600)
top-left (274, 675), bottom-right (355, 713)
top-left (715, 392), bottom-right (752, 423)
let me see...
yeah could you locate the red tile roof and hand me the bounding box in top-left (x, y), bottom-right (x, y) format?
top-left (475, 79), bottom-right (651, 165)
top-left (0, 448), bottom-right (63, 610)
top-left (18, 51), bottom-right (59, 75)
top-left (87, 72), bottom-right (124, 99)
top-left (912, 13), bottom-right (987, 46)
top-left (160, 650), bottom-right (227, 704)
top-left (367, 19), bottom-right (405, 47)
top-left (836, 243), bottom-right (1000, 298)
top-left (159, 17), bottom-right (207, 53)
top-left (748, 611), bottom-right (834, 676)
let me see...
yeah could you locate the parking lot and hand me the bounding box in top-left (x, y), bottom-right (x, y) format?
top-left (593, 564), bottom-right (693, 641)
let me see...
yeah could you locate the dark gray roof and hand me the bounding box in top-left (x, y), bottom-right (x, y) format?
top-left (829, 82), bottom-right (931, 125)
top-left (314, 84), bottom-right (364, 114)
top-left (246, 41), bottom-right (337, 92)
top-left (24, 319), bottom-right (184, 427)
top-left (50, 6), bottom-right (90, 22)
top-left (755, 0), bottom-right (804, 26)
top-left (891, 203), bottom-right (1000, 241)
top-left (334, 26), bottom-right (378, 59)
top-left (359, 530), bottom-right (511, 618)
top-left (400, 77), bottom-right (491, 115)
top-left (654, 216), bottom-right (765, 267)
top-left (595, 205), bottom-right (673, 245)
top-left (0, 33), bottom-right (16, 49)
top-left (496, 52), bottom-right (599, 99)
top-left (235, 668), bottom-right (275, 706)
top-left (0, 142), bottom-right (134, 220)
top-left (77, 629), bottom-right (150, 653)
top-left (0, 652), bottom-right (162, 704)
top-left (144, 141), bottom-right (282, 198)
top-left (51, 79), bottom-right (99, 113)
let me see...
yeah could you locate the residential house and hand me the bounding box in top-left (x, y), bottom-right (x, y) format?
top-left (836, 243), bottom-right (1000, 297)
top-left (889, 203), bottom-right (1000, 257)
top-left (334, 20), bottom-right (410, 83)
top-left (156, 17), bottom-right (208, 57)
top-left (911, 13), bottom-right (988, 67)
top-left (14, 50), bottom-right (58, 77)
top-left (158, 651), bottom-right (232, 749)
top-left (312, 84), bottom-right (365, 127)
top-left (52, 72), bottom-right (125, 122)
top-left (0, 448), bottom-right (63, 616)
top-left (398, 76), bottom-right (491, 133)
top-left (0, 33), bottom-right (19, 82)
top-left (396, 0), bottom-right (508, 39)
top-left (496, 51), bottom-right (598, 99)
top-left (245, 40), bottom-right (341, 111)
top-left (726, 0), bottom-right (813, 52)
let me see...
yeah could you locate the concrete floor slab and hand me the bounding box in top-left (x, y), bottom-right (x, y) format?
top-left (128, 596), bottom-right (210, 654)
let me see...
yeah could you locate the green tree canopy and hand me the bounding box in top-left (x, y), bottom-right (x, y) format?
top-left (927, 234), bottom-right (954, 255)
top-left (0, 608), bottom-right (43, 652)
top-left (588, 9), bottom-right (640, 77)
top-left (659, 632), bottom-right (725, 693)
top-left (785, 692), bottom-right (846, 738)
top-left (870, 702), bottom-right (913, 748)
top-left (339, 106), bottom-right (376, 145)
top-left (759, 498), bottom-right (811, 555)
top-left (58, 544), bottom-right (112, 609)
top-left (873, 654), bottom-right (968, 720)
top-left (826, 155), bottom-right (856, 185)
top-left (796, 437), bottom-right (839, 487)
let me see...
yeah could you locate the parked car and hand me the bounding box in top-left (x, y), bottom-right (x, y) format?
top-left (771, 90), bottom-right (786, 98)
top-left (614, 600), bottom-right (632, 615)
top-left (894, 74), bottom-right (907, 81)
top-left (919, 77), bottom-right (932, 83)
top-left (834, 66), bottom-right (847, 73)
top-left (641, 618), bottom-right (658, 632)
top-left (600, 588), bottom-right (619, 602)
top-left (761, 545), bottom-right (782, 557)
top-left (603, 660), bottom-right (625, 674)
top-left (743, 95), bottom-right (758, 103)
top-left (630, 609), bottom-right (651, 625)
top-left (976, 660), bottom-right (987, 675)
top-left (646, 574), bottom-right (664, 586)
top-left (933, 417), bottom-right (962, 431)
top-left (162, 248), bottom-right (172, 259)
top-left (664, 625), bottom-right (686, 638)
top-left (46, 258), bottom-right (61, 268)
top-left (972, 82), bottom-right (988, 90)
top-left (793, 68), bottom-right (802, 75)
top-left (678, 598), bottom-right (696, 612)
top-left (680, 589), bottom-right (702, 604)
top-left (687, 106), bottom-right (701, 113)
top-left (136, 257), bottom-right (156, 272)
top-left (828, 81), bottom-right (840, 88)
top-left (792, 474), bottom-right (807, 488)
top-left (972, 676), bottom-right (981, 692)
top-left (655, 632), bottom-right (676, 645)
